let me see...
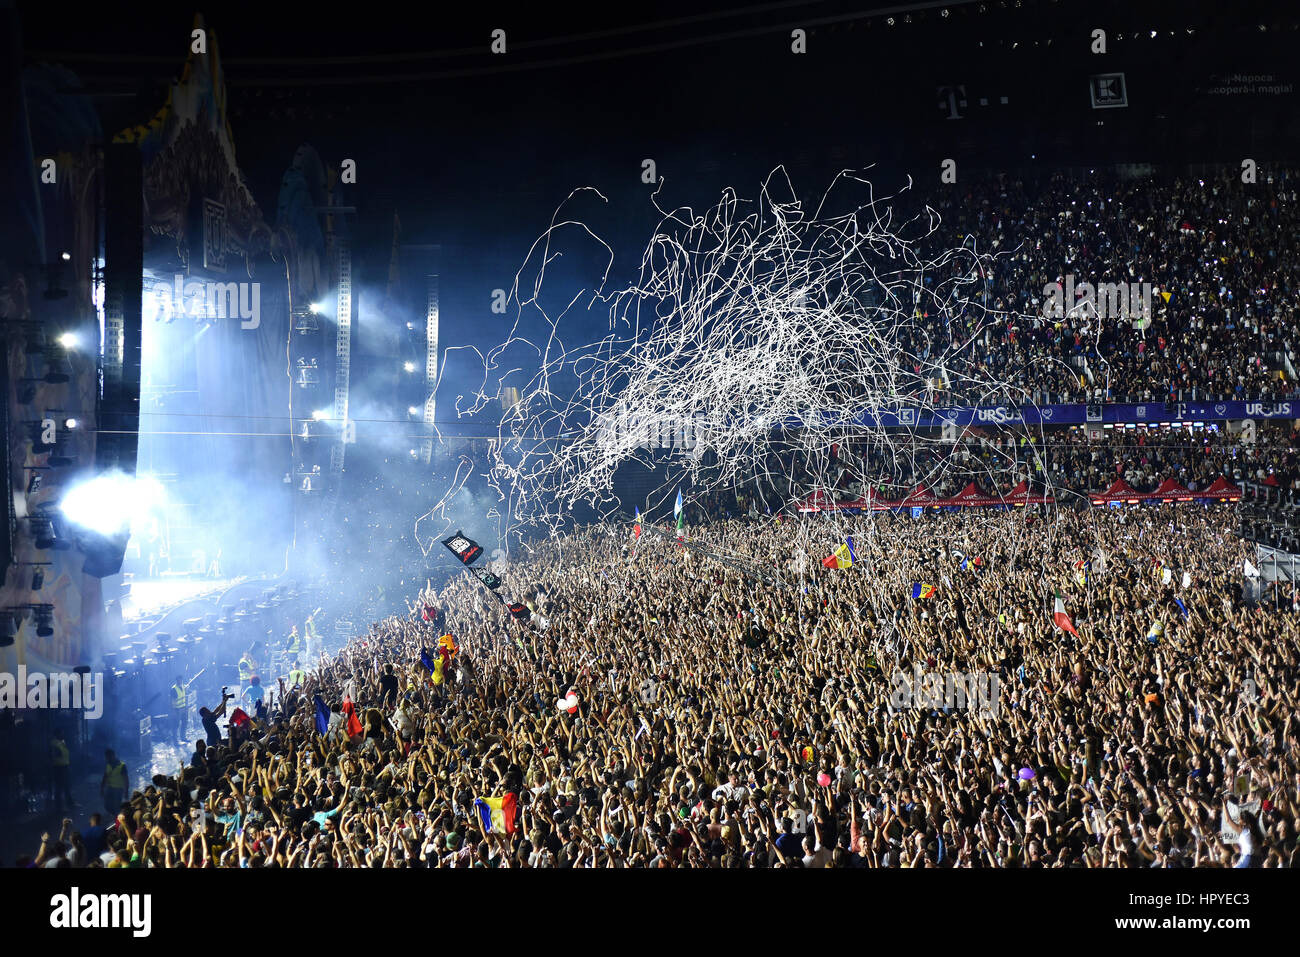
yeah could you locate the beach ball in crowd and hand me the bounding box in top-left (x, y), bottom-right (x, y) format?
top-left (1018, 767), bottom-right (1036, 781)
top-left (802, 746), bottom-right (814, 763)
top-left (816, 772), bottom-right (832, 787)
top-left (555, 689), bottom-right (579, 714)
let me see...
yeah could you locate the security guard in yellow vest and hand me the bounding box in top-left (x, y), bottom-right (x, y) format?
top-left (170, 675), bottom-right (190, 746)
top-left (288, 660), bottom-right (307, 690)
top-left (49, 730), bottom-right (72, 811)
top-left (101, 749), bottom-right (129, 816)
top-left (286, 625), bottom-right (302, 656)
top-left (238, 650), bottom-right (255, 683)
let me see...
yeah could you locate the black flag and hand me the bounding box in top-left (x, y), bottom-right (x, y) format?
top-left (507, 602), bottom-right (531, 621)
top-left (442, 532), bottom-right (483, 566)
top-left (471, 566), bottom-right (503, 590)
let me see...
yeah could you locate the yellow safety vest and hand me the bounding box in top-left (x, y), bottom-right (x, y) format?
top-left (171, 684), bottom-right (188, 709)
top-left (287, 631), bottom-right (301, 653)
top-left (51, 740), bottom-right (69, 767)
top-left (105, 761), bottom-right (127, 789)
top-left (238, 657), bottom-right (254, 680)
top-left (288, 669), bottom-right (306, 688)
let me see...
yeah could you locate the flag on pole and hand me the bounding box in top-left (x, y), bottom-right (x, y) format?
top-left (674, 490), bottom-right (684, 539)
top-left (1052, 591), bottom-right (1079, 636)
top-left (633, 508), bottom-right (642, 541)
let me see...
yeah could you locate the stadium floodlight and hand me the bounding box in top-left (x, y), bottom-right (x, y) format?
top-left (60, 471), bottom-right (165, 538)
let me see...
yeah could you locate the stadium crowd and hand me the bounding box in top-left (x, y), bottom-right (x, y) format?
top-left (21, 165), bottom-right (1300, 871)
top-left (902, 168), bottom-right (1300, 405)
top-left (27, 502), bottom-right (1298, 868)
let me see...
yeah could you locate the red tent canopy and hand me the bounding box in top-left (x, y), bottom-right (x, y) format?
top-left (796, 489), bottom-right (839, 513)
top-left (1199, 476), bottom-right (1242, 501)
top-left (1149, 478), bottom-right (1195, 502)
top-left (797, 488), bottom-right (896, 512)
top-left (942, 482), bottom-right (1000, 507)
top-left (898, 484), bottom-right (940, 507)
top-left (1004, 480), bottom-right (1055, 505)
top-left (1090, 478), bottom-right (1147, 506)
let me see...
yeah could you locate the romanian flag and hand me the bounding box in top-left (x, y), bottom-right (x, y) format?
top-left (633, 508), bottom-right (642, 541)
top-left (1052, 592), bottom-right (1079, 636)
top-left (474, 793), bottom-right (518, 835)
top-left (822, 541), bottom-right (855, 570)
top-left (911, 582), bottom-right (935, 600)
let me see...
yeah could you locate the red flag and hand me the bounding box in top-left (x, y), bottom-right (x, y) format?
top-left (341, 695), bottom-right (363, 738)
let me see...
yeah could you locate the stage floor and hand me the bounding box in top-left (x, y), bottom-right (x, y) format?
top-left (121, 577), bottom-right (241, 622)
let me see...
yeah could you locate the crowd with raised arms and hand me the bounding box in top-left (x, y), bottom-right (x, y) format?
top-left (29, 502), bottom-right (1299, 868)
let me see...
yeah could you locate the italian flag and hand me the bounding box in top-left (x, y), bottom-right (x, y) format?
top-left (1052, 591), bottom-right (1079, 636)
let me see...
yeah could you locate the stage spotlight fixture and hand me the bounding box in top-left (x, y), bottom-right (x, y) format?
top-left (35, 607), bottom-right (54, 638)
top-left (406, 321), bottom-right (415, 330)
top-left (58, 332), bottom-right (78, 349)
top-left (64, 418), bottom-right (77, 429)
top-left (60, 471), bottom-right (164, 537)
top-left (309, 302), bottom-right (323, 314)
top-left (407, 405), bottom-right (419, 416)
top-left (32, 569), bottom-right (44, 591)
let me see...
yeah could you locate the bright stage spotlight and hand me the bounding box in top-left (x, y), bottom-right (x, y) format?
top-left (58, 332), bottom-right (78, 349)
top-left (309, 302), bottom-right (323, 314)
top-left (407, 405), bottom-right (419, 416)
top-left (60, 471), bottom-right (165, 538)
top-left (312, 409), bottom-right (330, 421)
top-left (403, 361), bottom-right (417, 373)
